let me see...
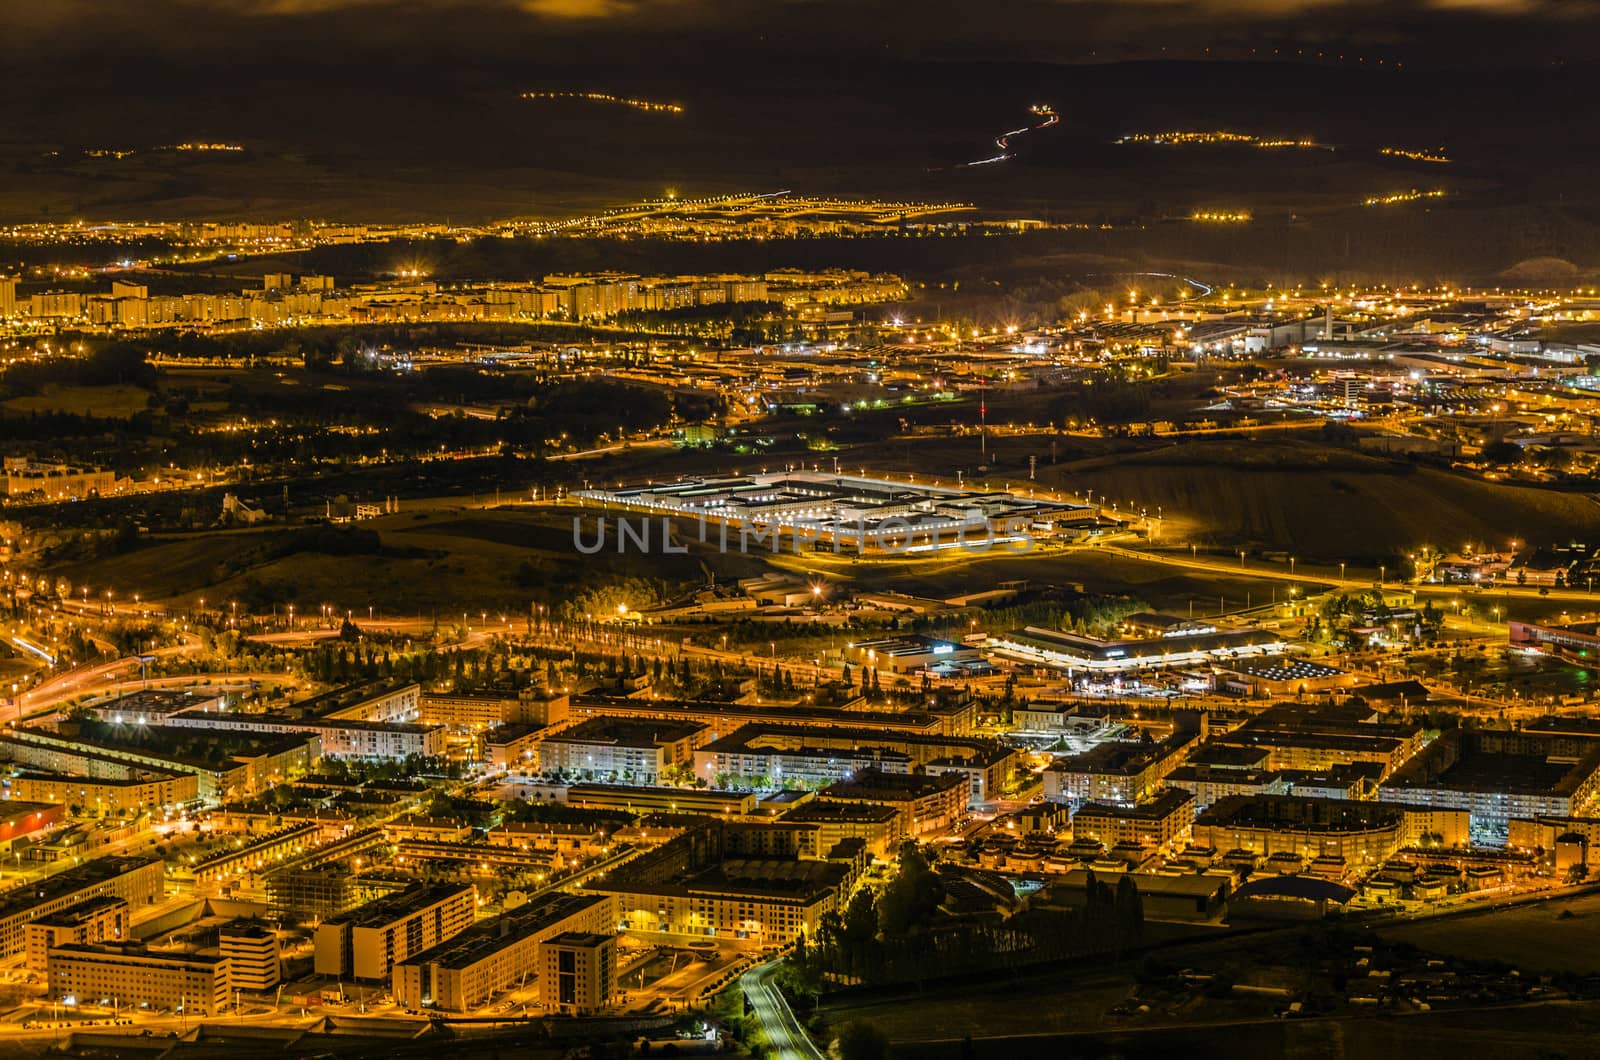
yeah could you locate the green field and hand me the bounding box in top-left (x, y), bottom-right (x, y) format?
top-left (1380, 891), bottom-right (1600, 974)
top-left (49, 505), bottom-right (781, 613)
top-left (825, 435), bottom-right (1600, 563)
top-left (1045, 442), bottom-right (1600, 562)
top-left (2, 383), bottom-right (154, 417)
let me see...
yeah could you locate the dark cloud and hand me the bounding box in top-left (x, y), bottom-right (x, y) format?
top-left (2, 0), bottom-right (1596, 62)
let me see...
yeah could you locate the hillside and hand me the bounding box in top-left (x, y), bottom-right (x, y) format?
top-left (1049, 441), bottom-right (1599, 561)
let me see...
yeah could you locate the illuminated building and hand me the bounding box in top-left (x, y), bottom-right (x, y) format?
top-left (565, 783), bottom-right (756, 816)
top-left (24, 898), bottom-right (128, 972)
top-left (816, 769), bottom-right (968, 837)
top-left (314, 883), bottom-right (477, 981)
top-left (1193, 794), bottom-right (1410, 867)
top-left (484, 724), bottom-right (542, 771)
top-left (219, 920), bottom-right (281, 992)
top-left (48, 943), bottom-right (230, 1016)
top-left (1071, 789), bottom-right (1195, 851)
top-left (0, 800), bottom-right (65, 849)
top-left (393, 893), bottom-right (613, 1012)
top-left (780, 799), bottom-right (904, 857)
top-left (540, 933), bottom-right (615, 1015)
top-left (0, 856), bottom-right (162, 960)
top-left (6, 767), bottom-right (200, 815)
top-left (567, 694), bottom-right (948, 738)
top-left (190, 824), bottom-right (320, 893)
top-left (695, 723), bottom-right (1013, 803)
top-left (89, 690), bottom-right (227, 726)
top-left (1, 459), bottom-right (115, 500)
top-left (1043, 731), bottom-right (1198, 807)
top-left (536, 717), bottom-right (708, 785)
top-left (844, 635), bottom-right (977, 675)
top-left (1379, 730), bottom-right (1600, 841)
top-left (590, 826), bottom-right (860, 946)
top-left (163, 711), bottom-right (447, 760)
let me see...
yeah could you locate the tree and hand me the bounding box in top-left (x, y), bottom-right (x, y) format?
top-left (1115, 874), bottom-right (1145, 946)
top-left (1480, 440), bottom-right (1521, 466)
top-left (833, 1021), bottom-right (891, 1060)
top-left (877, 842), bottom-right (944, 938)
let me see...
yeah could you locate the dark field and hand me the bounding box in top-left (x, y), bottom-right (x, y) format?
top-left (2, 58), bottom-right (1597, 284)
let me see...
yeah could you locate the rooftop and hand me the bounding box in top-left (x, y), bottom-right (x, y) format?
top-left (1073, 788), bottom-right (1194, 822)
top-left (1049, 733), bottom-right (1195, 777)
top-left (541, 717), bottom-right (706, 748)
top-left (0, 856), bottom-right (159, 923)
top-left (326, 883), bottom-right (473, 930)
top-left (782, 800), bottom-right (901, 825)
top-left (1220, 656), bottom-right (1346, 682)
top-left (1197, 794), bottom-right (1406, 832)
top-left (288, 677), bottom-right (420, 719)
top-left (93, 689), bottom-right (223, 718)
top-left (820, 769), bottom-right (968, 802)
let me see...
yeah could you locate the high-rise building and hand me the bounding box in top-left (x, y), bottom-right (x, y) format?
top-left (219, 920), bottom-right (280, 992)
top-left (392, 893), bottom-right (613, 1013)
top-left (539, 933), bottom-right (615, 1015)
top-left (23, 898), bottom-right (128, 972)
top-left (314, 883), bottom-right (476, 981)
top-left (0, 276), bottom-right (16, 318)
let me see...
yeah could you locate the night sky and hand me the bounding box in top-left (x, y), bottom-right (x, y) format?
top-left (0, 0), bottom-right (1593, 224)
top-left (5, 0), bottom-right (1598, 68)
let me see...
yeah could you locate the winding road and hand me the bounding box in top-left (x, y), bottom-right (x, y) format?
top-left (960, 103), bottom-right (1059, 167)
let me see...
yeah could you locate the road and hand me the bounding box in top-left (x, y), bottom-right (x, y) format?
top-left (741, 961), bottom-right (825, 1060)
top-left (547, 438), bottom-right (675, 461)
top-left (1097, 542), bottom-right (1600, 606)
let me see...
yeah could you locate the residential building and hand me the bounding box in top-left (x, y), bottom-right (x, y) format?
top-left (219, 921), bottom-right (280, 992)
top-left (536, 718), bottom-right (707, 785)
top-left (289, 678), bottom-right (421, 723)
top-left (7, 770), bottom-right (200, 816)
top-left (540, 934), bottom-right (615, 1015)
top-left (393, 893), bottom-right (613, 1013)
top-left (564, 784), bottom-right (756, 816)
top-left (817, 769), bottom-right (968, 837)
top-left (163, 711), bottom-right (446, 760)
top-left (1192, 794), bottom-right (1409, 868)
top-left (314, 883), bottom-right (477, 981)
top-left (695, 723), bottom-right (1012, 803)
top-left (89, 690), bottom-right (227, 726)
top-left (48, 944), bottom-right (230, 1016)
top-left (1043, 731), bottom-right (1197, 807)
top-left (24, 898), bottom-right (128, 972)
top-left (0, 857), bottom-right (162, 960)
top-left (1380, 729), bottom-right (1600, 841)
top-left (485, 724), bottom-right (541, 771)
top-left (780, 801), bottom-right (902, 858)
top-left (1166, 765), bottom-right (1290, 812)
top-left (590, 826), bottom-right (858, 947)
top-left (1071, 789), bottom-right (1195, 851)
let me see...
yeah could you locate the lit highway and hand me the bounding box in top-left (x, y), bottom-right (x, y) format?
top-left (741, 961), bottom-right (826, 1060)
